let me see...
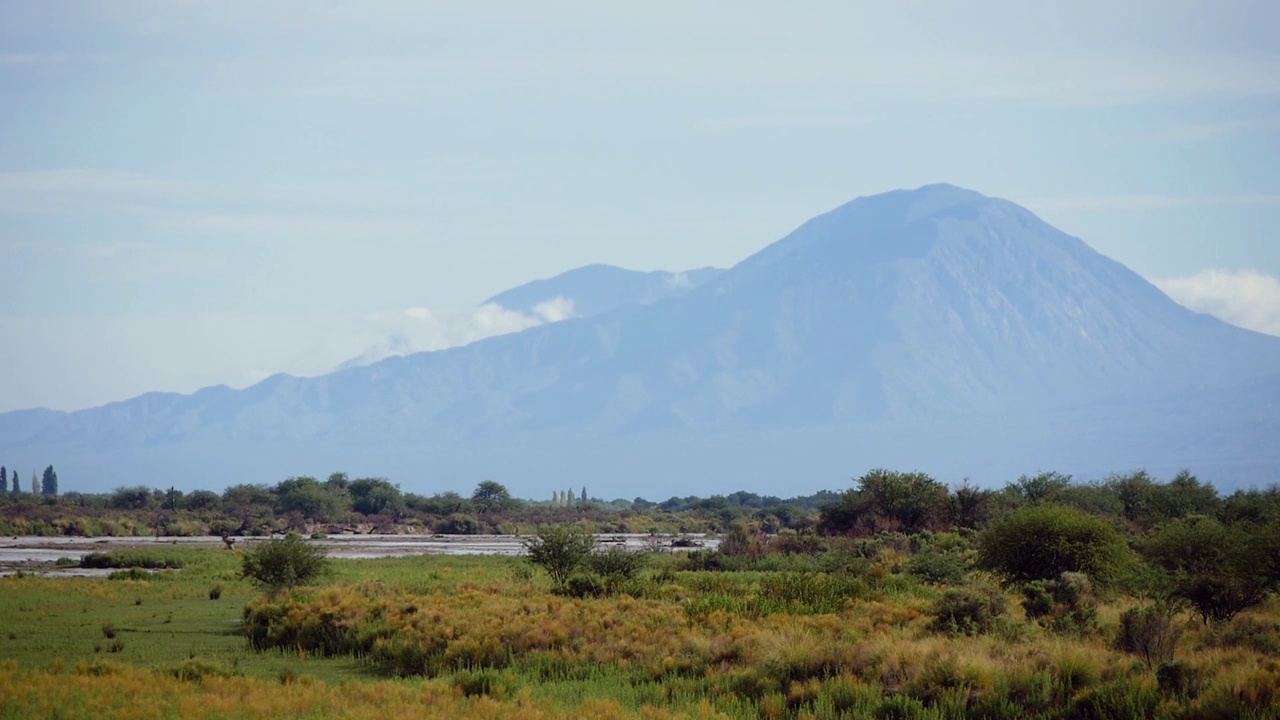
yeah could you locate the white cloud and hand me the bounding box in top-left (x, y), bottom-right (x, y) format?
top-left (1156, 269), bottom-right (1280, 337)
top-left (333, 298), bottom-right (577, 371)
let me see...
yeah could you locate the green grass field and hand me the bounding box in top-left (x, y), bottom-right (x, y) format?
top-left (3, 545), bottom-right (1280, 720)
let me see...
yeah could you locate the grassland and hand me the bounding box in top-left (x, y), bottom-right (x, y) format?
top-left (2, 539), bottom-right (1279, 720)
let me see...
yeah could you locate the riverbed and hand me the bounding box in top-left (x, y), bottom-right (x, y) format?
top-left (0, 533), bottom-right (717, 576)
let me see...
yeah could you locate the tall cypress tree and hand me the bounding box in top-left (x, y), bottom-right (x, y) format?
top-left (41, 465), bottom-right (58, 496)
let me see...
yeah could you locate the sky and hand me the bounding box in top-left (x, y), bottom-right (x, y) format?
top-left (1, 0), bottom-right (1278, 413)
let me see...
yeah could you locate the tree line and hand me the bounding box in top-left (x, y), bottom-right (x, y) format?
top-left (0, 465), bottom-right (58, 496)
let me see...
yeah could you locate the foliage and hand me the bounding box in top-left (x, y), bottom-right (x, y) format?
top-left (819, 469), bottom-right (948, 536)
top-left (1021, 572), bottom-right (1098, 636)
top-left (523, 524), bottom-right (596, 589)
top-left (1140, 517), bottom-right (1279, 624)
top-left (1006, 471), bottom-right (1072, 504)
top-left (81, 550), bottom-right (186, 569)
top-left (274, 477), bottom-right (349, 523)
top-left (1116, 605), bottom-right (1180, 669)
top-left (927, 584), bottom-right (1008, 635)
top-left (240, 534), bottom-right (329, 593)
top-left (40, 465), bottom-right (58, 496)
top-left (347, 477), bottom-right (405, 517)
top-left (904, 551), bottom-right (967, 585)
top-left (977, 504), bottom-right (1130, 587)
top-left (472, 480), bottom-right (515, 513)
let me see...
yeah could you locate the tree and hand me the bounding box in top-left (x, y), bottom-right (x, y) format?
top-left (1, 467), bottom-right (6, 490)
top-left (819, 469), bottom-right (948, 536)
top-left (348, 477), bottom-right (405, 517)
top-left (1140, 517), bottom-right (1279, 625)
top-left (108, 486), bottom-right (155, 510)
top-left (274, 476), bottom-right (349, 522)
top-left (10, 473), bottom-right (16, 493)
top-left (31, 471), bottom-right (38, 495)
top-left (1006, 471), bottom-right (1072, 504)
top-left (41, 465), bottom-right (57, 496)
top-left (977, 504), bottom-right (1130, 587)
top-left (240, 533), bottom-right (329, 594)
top-left (581, 486), bottom-right (587, 504)
top-left (184, 489), bottom-right (221, 512)
top-left (524, 525), bottom-right (596, 589)
top-left (472, 480), bottom-right (512, 513)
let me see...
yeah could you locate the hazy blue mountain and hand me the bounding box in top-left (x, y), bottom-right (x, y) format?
top-left (5, 184), bottom-right (1278, 497)
top-left (484, 263), bottom-right (724, 318)
top-left (330, 264), bottom-right (724, 372)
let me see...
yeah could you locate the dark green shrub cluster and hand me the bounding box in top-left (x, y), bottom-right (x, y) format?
top-left (240, 534), bottom-right (329, 593)
top-left (977, 504), bottom-right (1129, 587)
top-left (1021, 572), bottom-right (1098, 636)
top-left (81, 550), bottom-right (185, 569)
top-left (904, 551), bottom-right (967, 585)
top-left (928, 585), bottom-right (1008, 635)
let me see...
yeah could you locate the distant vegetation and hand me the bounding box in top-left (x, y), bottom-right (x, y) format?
top-left (0, 469), bottom-right (842, 537)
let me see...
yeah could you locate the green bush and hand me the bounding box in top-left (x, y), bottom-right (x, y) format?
top-left (928, 585), bottom-right (1008, 635)
top-left (904, 551), bottom-right (967, 585)
top-left (977, 504), bottom-right (1129, 587)
top-left (524, 525), bottom-right (595, 589)
top-left (1116, 605), bottom-right (1180, 669)
top-left (1140, 517), bottom-right (1278, 625)
top-left (240, 534), bottom-right (329, 594)
top-left (81, 550), bottom-right (184, 569)
top-left (1021, 572), bottom-right (1098, 636)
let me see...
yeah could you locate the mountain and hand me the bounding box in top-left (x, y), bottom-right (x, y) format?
top-left (331, 264), bottom-right (725, 372)
top-left (5, 184), bottom-right (1278, 497)
top-left (485, 264), bottom-right (724, 319)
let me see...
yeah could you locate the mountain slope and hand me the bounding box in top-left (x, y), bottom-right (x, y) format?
top-left (484, 263), bottom-right (724, 318)
top-left (6, 184), bottom-right (1278, 494)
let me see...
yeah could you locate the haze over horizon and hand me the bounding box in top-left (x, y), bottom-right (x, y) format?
top-left (3, 1), bottom-right (1279, 413)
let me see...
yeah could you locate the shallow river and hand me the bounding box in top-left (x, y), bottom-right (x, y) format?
top-left (0, 533), bottom-right (718, 576)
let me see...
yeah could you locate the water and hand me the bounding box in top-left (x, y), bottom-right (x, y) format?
top-left (0, 533), bottom-right (717, 576)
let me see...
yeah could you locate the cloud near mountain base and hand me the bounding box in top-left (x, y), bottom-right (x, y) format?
top-left (1156, 269), bottom-right (1280, 337)
top-left (334, 297), bottom-right (576, 371)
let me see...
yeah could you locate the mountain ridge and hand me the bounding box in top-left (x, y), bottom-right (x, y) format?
top-left (5, 184), bottom-right (1278, 495)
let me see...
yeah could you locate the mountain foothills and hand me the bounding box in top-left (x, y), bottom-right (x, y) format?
top-left (5, 184), bottom-right (1279, 496)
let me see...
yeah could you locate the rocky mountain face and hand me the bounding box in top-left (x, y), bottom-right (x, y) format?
top-left (6, 184), bottom-right (1278, 496)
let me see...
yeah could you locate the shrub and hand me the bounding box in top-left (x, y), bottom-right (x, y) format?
top-left (1211, 616), bottom-right (1280, 655)
top-left (240, 534), bottom-right (329, 594)
top-left (1156, 660), bottom-right (1204, 699)
top-left (562, 573), bottom-right (606, 599)
top-left (904, 551), bottom-right (967, 585)
top-left (1140, 517), bottom-right (1278, 625)
top-left (928, 585), bottom-right (1008, 635)
top-left (1021, 572), bottom-right (1098, 636)
top-left (587, 547), bottom-right (647, 593)
top-left (170, 658), bottom-right (236, 682)
top-left (208, 584), bottom-right (223, 600)
top-left (81, 550), bottom-right (184, 569)
top-left (107, 567), bottom-right (152, 581)
top-left (524, 525), bottom-right (595, 589)
top-left (977, 504), bottom-right (1129, 587)
top-left (1116, 605), bottom-right (1180, 669)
